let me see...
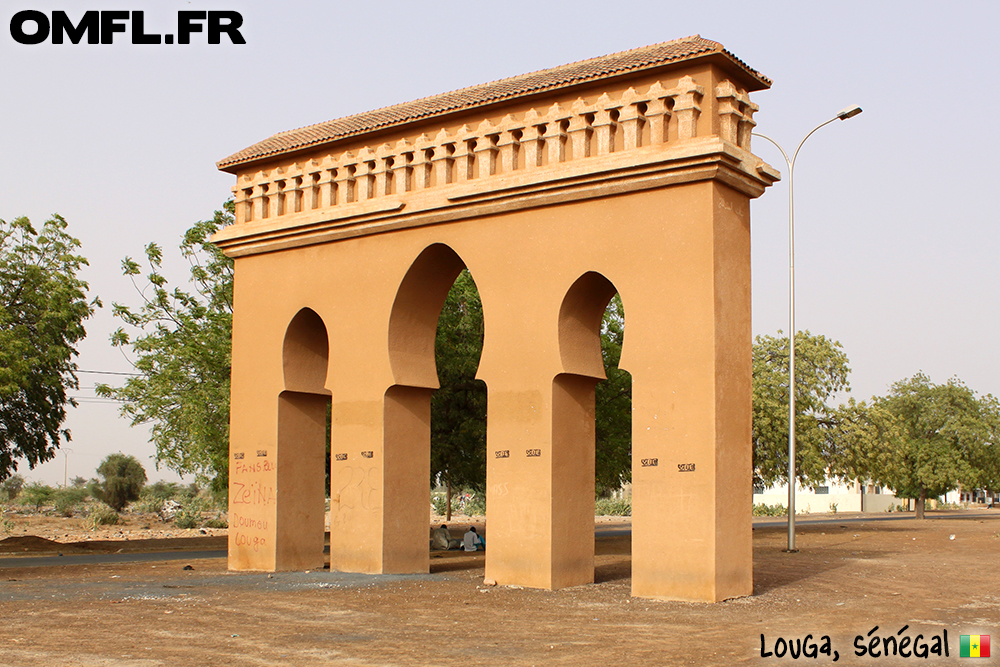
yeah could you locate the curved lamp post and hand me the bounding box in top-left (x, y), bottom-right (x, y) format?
top-left (753, 104), bottom-right (862, 552)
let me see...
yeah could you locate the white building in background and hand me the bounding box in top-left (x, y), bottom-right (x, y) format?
top-left (753, 480), bottom-right (901, 514)
top-left (943, 488), bottom-right (998, 506)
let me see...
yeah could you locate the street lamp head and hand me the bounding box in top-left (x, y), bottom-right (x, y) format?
top-left (836, 105), bottom-right (863, 120)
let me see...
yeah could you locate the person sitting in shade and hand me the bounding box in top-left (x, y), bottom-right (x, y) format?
top-left (463, 526), bottom-right (484, 551)
top-left (431, 524), bottom-right (454, 550)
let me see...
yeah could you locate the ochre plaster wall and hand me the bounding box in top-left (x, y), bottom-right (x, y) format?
top-left (225, 180), bottom-right (757, 600)
top-left (218, 42), bottom-right (776, 601)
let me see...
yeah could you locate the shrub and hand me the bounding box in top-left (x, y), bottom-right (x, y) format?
top-left (752, 503), bottom-right (788, 517)
top-left (20, 482), bottom-right (55, 511)
top-left (173, 508), bottom-right (200, 529)
top-left (1, 474), bottom-right (25, 501)
top-left (90, 454), bottom-right (147, 512)
top-left (431, 494), bottom-right (448, 516)
top-left (140, 481), bottom-right (180, 503)
top-left (595, 497), bottom-right (632, 516)
top-left (461, 492), bottom-right (486, 517)
top-left (202, 516), bottom-right (228, 529)
top-left (86, 503), bottom-right (121, 528)
top-left (129, 496), bottom-right (165, 515)
top-left (53, 487), bottom-right (89, 517)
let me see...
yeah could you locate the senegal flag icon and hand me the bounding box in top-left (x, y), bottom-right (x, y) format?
top-left (960, 635), bottom-right (991, 658)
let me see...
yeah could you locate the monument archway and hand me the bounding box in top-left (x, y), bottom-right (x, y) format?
top-left (216, 35), bottom-right (779, 601)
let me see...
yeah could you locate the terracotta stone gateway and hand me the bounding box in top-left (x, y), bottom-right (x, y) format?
top-left (215, 35), bottom-right (779, 602)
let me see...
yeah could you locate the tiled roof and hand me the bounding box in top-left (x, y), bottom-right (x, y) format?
top-left (218, 35), bottom-right (769, 171)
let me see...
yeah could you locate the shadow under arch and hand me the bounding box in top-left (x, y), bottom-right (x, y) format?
top-left (382, 243), bottom-right (483, 573)
top-left (551, 271), bottom-right (628, 588)
top-left (276, 307), bottom-right (330, 570)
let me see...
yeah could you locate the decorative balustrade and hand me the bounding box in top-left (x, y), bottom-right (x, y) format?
top-left (233, 76), bottom-right (759, 225)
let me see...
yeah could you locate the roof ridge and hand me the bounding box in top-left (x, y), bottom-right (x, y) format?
top-left (219, 36), bottom-right (767, 171)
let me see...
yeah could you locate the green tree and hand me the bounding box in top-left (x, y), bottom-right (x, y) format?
top-left (873, 373), bottom-right (1000, 519)
top-left (97, 205), bottom-right (233, 497)
top-left (1, 473), bottom-right (24, 501)
top-left (752, 331), bottom-right (851, 487)
top-left (91, 453), bottom-right (147, 512)
top-left (20, 481), bottom-right (55, 511)
top-left (822, 398), bottom-right (906, 488)
top-left (430, 270), bottom-right (487, 519)
top-left (595, 294), bottom-right (631, 495)
top-left (0, 215), bottom-right (97, 481)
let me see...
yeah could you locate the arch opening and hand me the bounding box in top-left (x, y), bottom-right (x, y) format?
top-left (276, 307), bottom-right (330, 570)
top-left (383, 245), bottom-right (487, 572)
top-left (553, 273), bottom-right (631, 587)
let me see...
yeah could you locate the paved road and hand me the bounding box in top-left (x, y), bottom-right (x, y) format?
top-left (0, 549), bottom-right (226, 569)
top-left (4, 511), bottom-right (995, 568)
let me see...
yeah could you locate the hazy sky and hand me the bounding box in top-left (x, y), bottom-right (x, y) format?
top-left (3, 1), bottom-right (998, 486)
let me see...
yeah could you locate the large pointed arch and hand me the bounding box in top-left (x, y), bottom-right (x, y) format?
top-left (275, 307), bottom-right (330, 570)
top-left (550, 271), bottom-right (628, 587)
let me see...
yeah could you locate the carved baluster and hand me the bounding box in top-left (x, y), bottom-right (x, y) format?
top-left (355, 148), bottom-right (376, 200)
top-left (644, 82), bottom-right (673, 145)
top-left (674, 75), bottom-right (704, 141)
top-left (618, 87), bottom-right (646, 150)
top-left (568, 98), bottom-right (593, 160)
top-left (474, 119), bottom-right (498, 178)
top-left (453, 126), bottom-right (475, 183)
top-left (374, 144), bottom-right (394, 196)
top-left (593, 93), bottom-right (619, 155)
top-left (715, 81), bottom-right (742, 145)
top-left (394, 138), bottom-right (414, 193)
top-left (545, 103), bottom-right (570, 164)
top-left (317, 166), bottom-right (337, 207)
top-left (267, 169), bottom-right (284, 218)
top-left (738, 98), bottom-right (758, 151)
top-left (276, 180), bottom-right (289, 216)
top-left (432, 129), bottom-right (454, 186)
top-left (497, 115), bottom-right (523, 173)
top-left (411, 135), bottom-right (434, 189)
top-left (336, 153), bottom-right (357, 204)
top-left (251, 177), bottom-right (267, 220)
top-left (289, 176), bottom-right (304, 213)
top-left (520, 109), bottom-right (544, 169)
top-left (235, 184), bottom-right (252, 223)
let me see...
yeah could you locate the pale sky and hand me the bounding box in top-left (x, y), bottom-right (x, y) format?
top-left (3, 1), bottom-right (998, 486)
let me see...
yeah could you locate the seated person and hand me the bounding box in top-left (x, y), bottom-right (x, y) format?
top-left (430, 524), bottom-right (453, 550)
top-left (463, 526), bottom-right (484, 551)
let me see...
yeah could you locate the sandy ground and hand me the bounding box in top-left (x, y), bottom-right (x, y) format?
top-left (1, 510), bottom-right (998, 666)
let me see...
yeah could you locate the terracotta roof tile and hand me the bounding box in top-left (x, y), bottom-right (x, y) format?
top-left (218, 35), bottom-right (768, 171)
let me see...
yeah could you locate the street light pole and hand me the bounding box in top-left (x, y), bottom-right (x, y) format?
top-left (753, 105), bottom-right (862, 552)
top-left (63, 448), bottom-right (73, 487)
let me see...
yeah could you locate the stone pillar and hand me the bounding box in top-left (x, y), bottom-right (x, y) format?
top-left (625, 182), bottom-right (753, 602)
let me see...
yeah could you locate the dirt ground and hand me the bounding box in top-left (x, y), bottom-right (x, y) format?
top-left (1, 511), bottom-right (998, 667)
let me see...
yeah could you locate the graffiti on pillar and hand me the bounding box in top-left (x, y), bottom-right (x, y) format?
top-left (332, 465), bottom-right (380, 513)
top-left (494, 450), bottom-right (510, 459)
top-left (677, 463), bottom-right (696, 472)
top-left (526, 449), bottom-right (541, 457)
top-left (640, 458), bottom-right (659, 467)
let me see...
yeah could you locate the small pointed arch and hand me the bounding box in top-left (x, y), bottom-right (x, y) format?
top-left (283, 307), bottom-right (330, 394)
top-left (388, 243), bottom-right (467, 388)
top-left (558, 271), bottom-right (621, 378)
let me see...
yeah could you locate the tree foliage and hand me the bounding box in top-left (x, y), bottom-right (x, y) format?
top-left (91, 453), bottom-right (147, 511)
top-left (752, 331), bottom-right (851, 487)
top-left (0, 215), bottom-right (97, 481)
top-left (96, 204), bottom-right (233, 496)
top-left (871, 373), bottom-right (1000, 518)
top-left (595, 294), bottom-right (631, 495)
top-left (431, 270), bottom-right (487, 516)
